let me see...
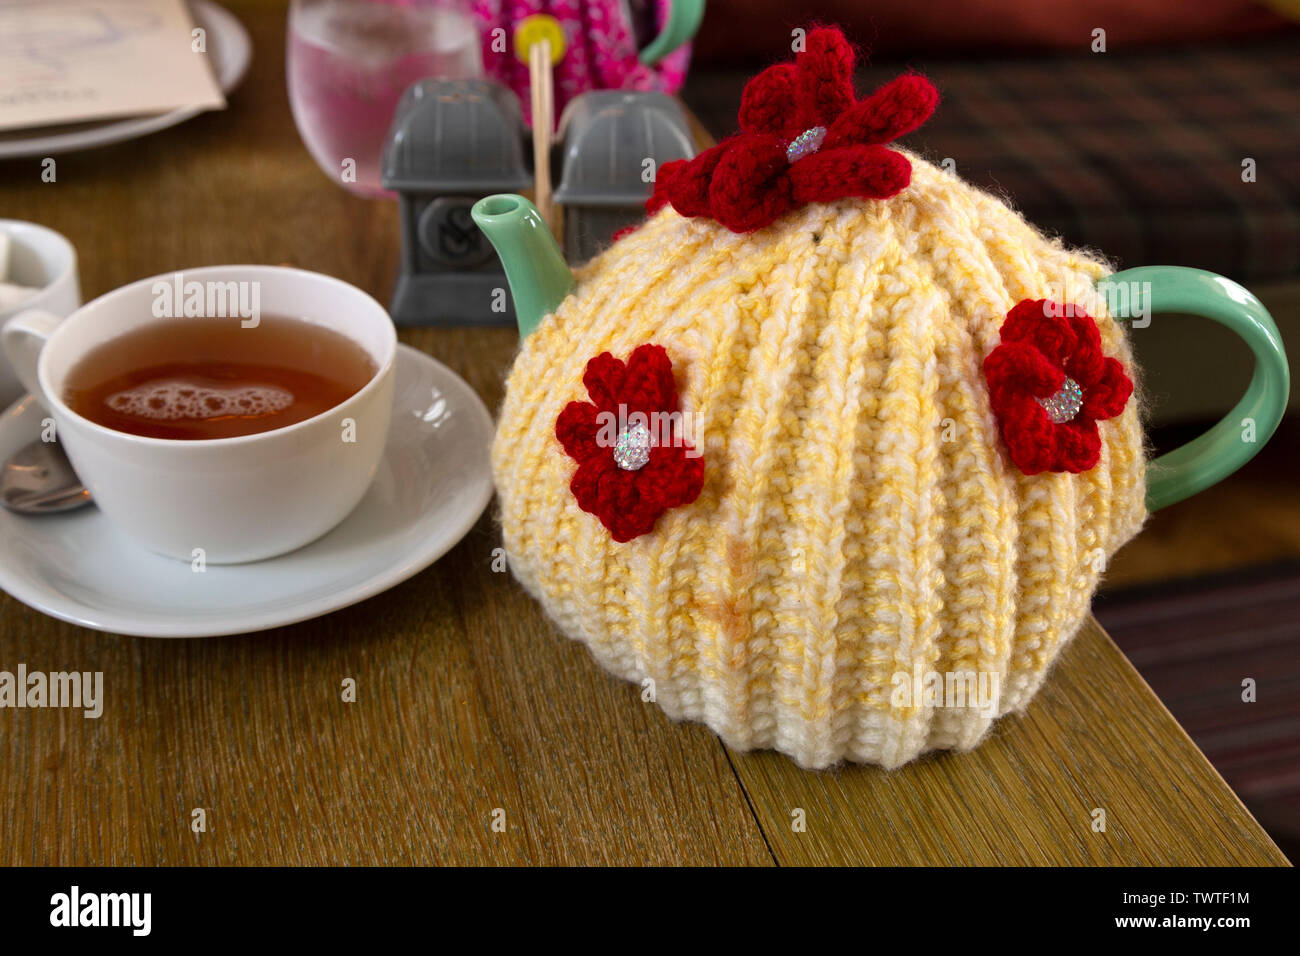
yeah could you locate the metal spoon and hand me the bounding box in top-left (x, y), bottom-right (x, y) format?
top-left (0, 440), bottom-right (92, 514)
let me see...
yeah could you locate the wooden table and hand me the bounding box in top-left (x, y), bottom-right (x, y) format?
top-left (0, 1), bottom-right (1287, 866)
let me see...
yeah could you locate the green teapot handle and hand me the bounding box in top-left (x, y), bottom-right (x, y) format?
top-left (1106, 266), bottom-right (1290, 511)
top-left (639, 0), bottom-right (706, 66)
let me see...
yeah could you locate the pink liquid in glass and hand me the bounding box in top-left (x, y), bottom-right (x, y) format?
top-left (287, 0), bottom-right (482, 198)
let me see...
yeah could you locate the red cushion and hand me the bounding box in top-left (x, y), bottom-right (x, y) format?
top-left (693, 0), bottom-right (1291, 62)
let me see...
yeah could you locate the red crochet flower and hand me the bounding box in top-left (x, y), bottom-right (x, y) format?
top-left (555, 344), bottom-right (705, 542)
top-left (646, 26), bottom-right (939, 232)
top-left (983, 300), bottom-right (1134, 475)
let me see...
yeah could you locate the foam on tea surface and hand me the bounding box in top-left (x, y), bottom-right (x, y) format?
top-left (106, 380), bottom-right (295, 421)
top-left (64, 315), bottom-right (376, 440)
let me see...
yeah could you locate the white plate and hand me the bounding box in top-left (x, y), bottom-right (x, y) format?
top-left (0, 344), bottom-right (495, 637)
top-left (0, 0), bottom-right (253, 160)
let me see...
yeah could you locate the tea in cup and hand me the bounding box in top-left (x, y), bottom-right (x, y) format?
top-left (1, 265), bottom-right (396, 563)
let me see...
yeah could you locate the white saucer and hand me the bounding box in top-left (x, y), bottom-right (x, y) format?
top-left (0, 0), bottom-right (253, 160)
top-left (0, 344), bottom-right (495, 637)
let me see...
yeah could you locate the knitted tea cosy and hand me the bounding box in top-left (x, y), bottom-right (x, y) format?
top-left (492, 28), bottom-right (1147, 769)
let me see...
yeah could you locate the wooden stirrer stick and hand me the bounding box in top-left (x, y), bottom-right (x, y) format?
top-left (529, 38), bottom-right (555, 230)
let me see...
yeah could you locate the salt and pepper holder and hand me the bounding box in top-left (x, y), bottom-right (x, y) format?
top-left (552, 91), bottom-right (695, 264)
top-left (382, 80), bottom-right (697, 325)
top-left (383, 79), bottom-right (531, 326)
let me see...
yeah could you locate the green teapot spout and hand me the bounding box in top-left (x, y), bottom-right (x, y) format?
top-left (471, 195), bottom-right (575, 340)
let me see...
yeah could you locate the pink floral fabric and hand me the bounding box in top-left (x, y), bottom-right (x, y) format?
top-left (472, 0), bottom-right (693, 128)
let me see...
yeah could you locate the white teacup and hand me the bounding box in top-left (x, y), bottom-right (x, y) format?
top-left (1, 265), bottom-right (396, 564)
top-left (0, 220), bottom-right (80, 408)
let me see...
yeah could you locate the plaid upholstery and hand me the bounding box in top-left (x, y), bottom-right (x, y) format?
top-left (1095, 558), bottom-right (1300, 861)
top-left (682, 35), bottom-right (1300, 282)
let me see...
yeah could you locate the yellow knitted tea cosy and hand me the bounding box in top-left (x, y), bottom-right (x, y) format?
top-left (493, 152), bottom-right (1147, 769)
top-left (492, 31), bottom-right (1147, 769)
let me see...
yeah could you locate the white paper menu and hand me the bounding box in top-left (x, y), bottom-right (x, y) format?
top-left (0, 0), bottom-right (227, 132)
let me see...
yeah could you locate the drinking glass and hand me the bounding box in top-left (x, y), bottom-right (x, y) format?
top-left (287, 0), bottom-right (483, 198)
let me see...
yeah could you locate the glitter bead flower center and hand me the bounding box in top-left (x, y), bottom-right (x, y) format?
top-left (1036, 377), bottom-right (1084, 424)
top-left (613, 421), bottom-right (652, 471)
top-left (785, 125), bottom-right (827, 163)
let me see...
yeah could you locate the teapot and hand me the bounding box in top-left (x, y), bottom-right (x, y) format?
top-left (472, 0), bottom-right (704, 127)
top-left (470, 27), bottom-right (1290, 769)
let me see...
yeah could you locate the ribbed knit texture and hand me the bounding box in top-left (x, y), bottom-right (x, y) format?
top-left (493, 154), bottom-right (1148, 769)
